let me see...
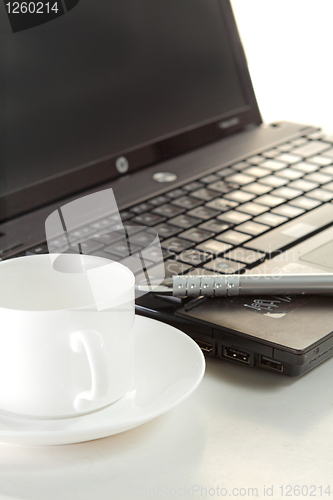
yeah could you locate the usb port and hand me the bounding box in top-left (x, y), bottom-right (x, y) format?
top-left (223, 346), bottom-right (250, 364)
top-left (195, 339), bottom-right (213, 353)
top-left (259, 356), bottom-right (283, 372)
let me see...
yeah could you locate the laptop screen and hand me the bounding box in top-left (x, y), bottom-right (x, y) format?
top-left (0, 0), bottom-right (260, 221)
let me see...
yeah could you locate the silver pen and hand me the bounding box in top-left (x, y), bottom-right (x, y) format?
top-left (137, 273), bottom-right (333, 298)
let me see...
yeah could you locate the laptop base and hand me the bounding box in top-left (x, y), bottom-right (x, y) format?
top-left (136, 292), bottom-right (333, 377)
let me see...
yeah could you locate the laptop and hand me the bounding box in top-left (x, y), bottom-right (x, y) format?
top-left (2, 0), bottom-right (333, 377)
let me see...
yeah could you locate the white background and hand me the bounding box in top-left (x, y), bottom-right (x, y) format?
top-left (231, 0), bottom-right (333, 131)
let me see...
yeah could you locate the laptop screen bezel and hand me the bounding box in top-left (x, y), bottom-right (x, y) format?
top-left (0, 0), bottom-right (261, 223)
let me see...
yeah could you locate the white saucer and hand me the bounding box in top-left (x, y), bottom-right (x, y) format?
top-left (0, 316), bottom-right (205, 446)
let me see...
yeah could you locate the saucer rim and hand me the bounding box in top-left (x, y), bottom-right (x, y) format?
top-left (0, 315), bottom-right (205, 445)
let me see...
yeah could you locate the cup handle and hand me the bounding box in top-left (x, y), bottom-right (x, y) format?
top-left (70, 330), bottom-right (110, 413)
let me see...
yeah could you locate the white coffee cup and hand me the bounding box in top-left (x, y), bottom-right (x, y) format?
top-left (0, 254), bottom-right (135, 418)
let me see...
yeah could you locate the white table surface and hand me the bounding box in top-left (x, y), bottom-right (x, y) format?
top-left (2, 2), bottom-right (333, 499)
top-left (0, 355), bottom-right (333, 500)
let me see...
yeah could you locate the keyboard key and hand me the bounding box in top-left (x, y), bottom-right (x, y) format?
top-left (217, 210), bottom-right (252, 224)
top-left (321, 134), bottom-right (333, 144)
top-left (152, 204), bottom-right (184, 218)
top-left (322, 147), bottom-right (333, 158)
top-left (253, 212), bottom-right (288, 227)
top-left (104, 240), bottom-right (141, 258)
top-left (270, 187), bottom-right (302, 200)
top-left (260, 175), bottom-right (288, 188)
top-left (124, 225), bottom-right (146, 236)
top-left (271, 204), bottom-right (305, 218)
top-left (149, 195), bottom-right (170, 206)
top-left (177, 249), bottom-right (211, 266)
top-left (69, 226), bottom-right (95, 240)
top-left (205, 198), bottom-right (238, 212)
top-left (147, 260), bottom-right (192, 279)
top-left (200, 174), bottom-right (220, 183)
top-left (308, 155), bottom-right (332, 166)
top-left (225, 173), bottom-right (256, 185)
top-left (25, 244), bottom-right (48, 255)
top-left (141, 246), bottom-right (168, 263)
top-left (293, 162), bottom-right (319, 173)
top-left (191, 188), bottom-right (219, 201)
top-left (119, 255), bottom-right (149, 275)
top-left (187, 206), bottom-right (220, 220)
top-left (236, 202), bottom-right (269, 216)
top-left (231, 161), bottom-right (251, 170)
top-left (236, 221), bottom-right (270, 236)
top-left (166, 188), bottom-right (187, 199)
top-left (304, 172), bottom-right (333, 184)
top-left (160, 248), bottom-right (175, 260)
top-left (183, 181), bottom-right (205, 191)
top-left (290, 137), bottom-right (308, 146)
top-left (275, 153), bottom-right (302, 164)
top-left (322, 181), bottom-right (333, 192)
top-left (92, 231), bottom-right (126, 245)
top-left (196, 239), bottom-right (232, 255)
top-left (119, 210), bottom-right (133, 221)
top-left (198, 219), bottom-right (231, 233)
top-left (185, 267), bottom-right (216, 276)
top-left (132, 212), bottom-right (166, 226)
top-left (171, 196), bottom-right (202, 209)
top-left (242, 166), bottom-right (271, 178)
top-left (255, 194), bottom-right (286, 207)
top-left (169, 214), bottom-right (202, 228)
top-left (241, 182), bottom-right (272, 195)
top-left (321, 166), bottom-right (333, 175)
top-left (47, 236), bottom-right (68, 252)
top-left (260, 159), bottom-right (287, 171)
top-left (223, 190), bottom-right (255, 203)
top-left (179, 228), bottom-right (214, 243)
top-left (89, 218), bottom-right (114, 231)
top-left (307, 189), bottom-right (333, 202)
top-left (245, 203), bottom-right (333, 255)
top-left (129, 260), bottom-right (154, 281)
top-left (78, 240), bottom-right (104, 254)
top-left (153, 223), bottom-right (181, 239)
top-left (262, 149), bottom-right (280, 158)
top-left (277, 168), bottom-right (303, 180)
top-left (203, 258), bottom-right (245, 274)
top-left (224, 247), bottom-right (265, 265)
top-left (288, 179), bottom-right (319, 191)
top-left (247, 155), bottom-right (265, 165)
top-left (207, 180), bottom-right (233, 194)
top-left (103, 244), bottom-right (128, 259)
top-left (216, 230), bottom-right (251, 245)
top-left (306, 132), bottom-right (324, 140)
top-left (289, 196), bottom-right (321, 210)
top-left (127, 228), bottom-right (159, 246)
top-left (276, 143), bottom-right (294, 152)
top-left (130, 202), bottom-right (154, 214)
top-left (161, 237), bottom-right (194, 253)
top-left (216, 167), bottom-right (236, 177)
top-left (291, 140), bottom-right (331, 158)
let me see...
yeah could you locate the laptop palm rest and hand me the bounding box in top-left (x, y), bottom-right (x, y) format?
top-left (300, 239), bottom-right (333, 270)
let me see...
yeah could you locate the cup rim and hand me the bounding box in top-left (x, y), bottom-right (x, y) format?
top-left (0, 254), bottom-right (135, 312)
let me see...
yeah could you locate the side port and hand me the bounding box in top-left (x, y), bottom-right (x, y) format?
top-left (259, 355), bottom-right (283, 372)
top-left (223, 346), bottom-right (250, 365)
top-left (195, 339), bottom-right (213, 353)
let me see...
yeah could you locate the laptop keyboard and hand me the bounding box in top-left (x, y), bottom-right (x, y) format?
top-left (21, 130), bottom-right (333, 279)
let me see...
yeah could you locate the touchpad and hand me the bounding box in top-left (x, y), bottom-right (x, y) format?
top-left (300, 239), bottom-right (333, 270)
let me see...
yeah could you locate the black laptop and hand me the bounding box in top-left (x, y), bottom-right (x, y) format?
top-left (2, 0), bottom-right (333, 377)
